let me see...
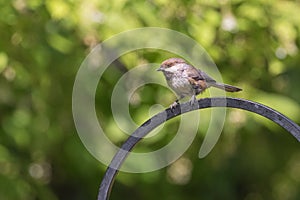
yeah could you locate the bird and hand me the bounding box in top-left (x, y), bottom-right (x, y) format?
top-left (157, 58), bottom-right (242, 108)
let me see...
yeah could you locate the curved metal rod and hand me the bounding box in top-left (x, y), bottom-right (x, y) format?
top-left (98, 97), bottom-right (300, 200)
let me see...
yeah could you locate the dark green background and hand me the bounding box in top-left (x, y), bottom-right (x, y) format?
top-left (0, 0), bottom-right (300, 199)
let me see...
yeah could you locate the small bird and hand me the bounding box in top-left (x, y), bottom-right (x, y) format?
top-left (157, 58), bottom-right (242, 108)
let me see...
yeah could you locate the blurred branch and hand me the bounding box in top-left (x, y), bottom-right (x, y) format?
top-left (98, 97), bottom-right (300, 200)
top-left (111, 58), bottom-right (128, 73)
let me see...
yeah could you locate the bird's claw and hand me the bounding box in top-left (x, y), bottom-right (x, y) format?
top-left (169, 99), bottom-right (180, 110)
top-left (170, 101), bottom-right (179, 109)
top-left (189, 95), bottom-right (197, 106)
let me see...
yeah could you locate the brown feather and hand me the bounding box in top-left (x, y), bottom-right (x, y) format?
top-left (211, 83), bottom-right (242, 92)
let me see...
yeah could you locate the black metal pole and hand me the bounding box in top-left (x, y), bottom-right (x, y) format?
top-left (98, 97), bottom-right (300, 200)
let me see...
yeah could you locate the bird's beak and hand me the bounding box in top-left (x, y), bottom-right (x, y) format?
top-left (156, 66), bottom-right (163, 71)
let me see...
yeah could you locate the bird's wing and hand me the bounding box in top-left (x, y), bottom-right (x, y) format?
top-left (181, 65), bottom-right (206, 91)
top-left (183, 66), bottom-right (200, 88)
top-left (183, 64), bottom-right (216, 88)
top-left (197, 70), bottom-right (217, 84)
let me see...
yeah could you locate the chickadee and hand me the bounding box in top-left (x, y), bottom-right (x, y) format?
top-left (157, 58), bottom-right (242, 108)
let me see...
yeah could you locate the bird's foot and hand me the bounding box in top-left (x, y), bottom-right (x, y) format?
top-left (170, 100), bottom-right (179, 109)
top-left (189, 95), bottom-right (197, 106)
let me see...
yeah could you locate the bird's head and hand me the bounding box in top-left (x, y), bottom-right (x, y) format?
top-left (157, 58), bottom-right (186, 73)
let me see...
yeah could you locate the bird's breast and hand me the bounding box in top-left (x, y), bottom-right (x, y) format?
top-left (167, 76), bottom-right (194, 96)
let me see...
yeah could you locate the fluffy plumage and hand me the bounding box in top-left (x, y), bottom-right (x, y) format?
top-left (157, 58), bottom-right (242, 107)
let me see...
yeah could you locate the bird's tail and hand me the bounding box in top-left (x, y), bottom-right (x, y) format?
top-left (211, 82), bottom-right (242, 92)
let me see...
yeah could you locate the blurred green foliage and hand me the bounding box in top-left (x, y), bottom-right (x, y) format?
top-left (1, 0), bottom-right (300, 199)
